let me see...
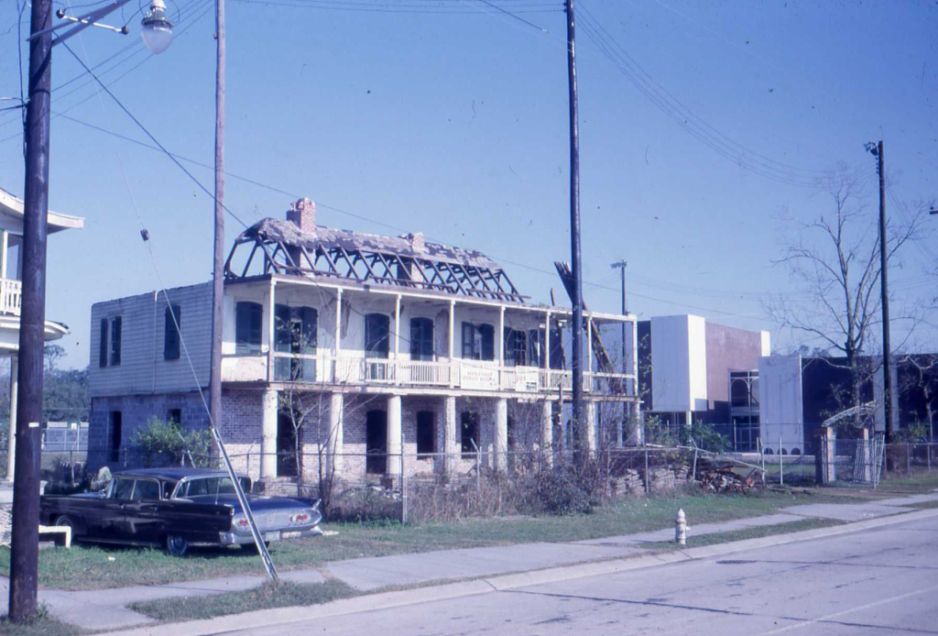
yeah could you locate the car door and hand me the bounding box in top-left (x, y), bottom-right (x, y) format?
top-left (124, 478), bottom-right (164, 544)
top-left (94, 476), bottom-right (135, 541)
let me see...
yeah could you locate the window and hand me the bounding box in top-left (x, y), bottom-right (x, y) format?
top-left (167, 408), bottom-right (182, 425)
top-left (410, 318), bottom-right (434, 361)
top-left (164, 304), bottom-right (181, 360)
top-left (527, 329), bottom-right (544, 367)
top-left (134, 479), bottom-right (160, 501)
top-left (364, 313), bottom-right (390, 359)
top-left (503, 328), bottom-right (527, 367)
top-left (461, 411), bottom-right (480, 456)
top-left (235, 302), bottom-right (263, 354)
top-left (109, 316), bottom-right (122, 366)
top-left (416, 411), bottom-right (435, 457)
top-left (108, 411), bottom-right (122, 462)
top-left (462, 322), bottom-right (494, 361)
top-left (111, 477), bottom-right (134, 500)
top-left (6, 234), bottom-right (22, 281)
top-left (274, 305), bottom-right (318, 381)
top-left (275, 305), bottom-right (317, 354)
top-left (99, 318), bottom-right (108, 368)
top-left (99, 316), bottom-right (121, 368)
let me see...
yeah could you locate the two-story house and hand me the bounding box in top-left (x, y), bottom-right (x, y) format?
top-left (88, 198), bottom-right (638, 484)
top-left (0, 187), bottom-right (84, 480)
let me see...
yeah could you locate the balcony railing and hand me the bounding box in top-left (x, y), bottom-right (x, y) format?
top-left (222, 351), bottom-right (633, 397)
top-left (0, 278), bottom-right (21, 316)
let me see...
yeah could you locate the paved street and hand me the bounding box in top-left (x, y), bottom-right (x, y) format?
top-left (228, 514), bottom-right (938, 636)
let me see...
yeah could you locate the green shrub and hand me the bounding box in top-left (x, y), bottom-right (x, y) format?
top-left (134, 418), bottom-right (212, 467)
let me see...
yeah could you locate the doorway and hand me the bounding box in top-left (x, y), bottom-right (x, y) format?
top-left (277, 411), bottom-right (299, 477)
top-left (366, 410), bottom-right (388, 474)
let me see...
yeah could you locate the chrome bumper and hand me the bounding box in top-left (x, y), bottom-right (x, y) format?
top-left (219, 525), bottom-right (323, 546)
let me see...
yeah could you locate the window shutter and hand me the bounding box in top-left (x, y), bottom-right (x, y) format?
top-left (110, 316), bottom-right (122, 366)
top-left (164, 305), bottom-right (181, 360)
top-left (99, 318), bottom-right (108, 368)
top-left (480, 324), bottom-right (494, 361)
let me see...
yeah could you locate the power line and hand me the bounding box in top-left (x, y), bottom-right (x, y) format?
top-left (50, 106), bottom-right (777, 323)
top-left (576, 3), bottom-right (829, 189)
top-left (60, 42), bottom-right (253, 230)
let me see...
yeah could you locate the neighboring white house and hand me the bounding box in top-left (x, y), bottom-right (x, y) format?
top-left (0, 187), bottom-right (85, 480)
top-left (88, 198), bottom-right (639, 484)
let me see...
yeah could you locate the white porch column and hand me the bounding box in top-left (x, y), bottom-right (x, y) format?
top-left (823, 427), bottom-right (836, 484)
top-left (540, 400), bottom-right (553, 447)
top-left (386, 394), bottom-right (402, 478)
top-left (584, 400), bottom-right (597, 454)
top-left (333, 288), bottom-right (342, 382)
top-left (0, 231), bottom-right (8, 280)
top-left (494, 398), bottom-right (508, 471)
top-left (5, 355), bottom-right (17, 481)
top-left (267, 280), bottom-right (277, 382)
top-left (497, 306), bottom-right (505, 366)
top-left (393, 294), bottom-right (401, 385)
top-left (261, 388), bottom-right (278, 479)
top-left (586, 315), bottom-right (593, 381)
top-left (443, 395), bottom-right (457, 474)
top-left (448, 299), bottom-right (456, 388)
top-left (328, 393), bottom-right (344, 475)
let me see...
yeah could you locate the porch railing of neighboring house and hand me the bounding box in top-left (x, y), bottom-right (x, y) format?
top-left (220, 350), bottom-right (632, 396)
top-left (0, 278), bottom-right (21, 316)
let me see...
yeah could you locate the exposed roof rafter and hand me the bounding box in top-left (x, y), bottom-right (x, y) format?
top-left (224, 218), bottom-right (526, 303)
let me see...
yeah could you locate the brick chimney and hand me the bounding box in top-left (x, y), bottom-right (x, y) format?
top-left (287, 197), bottom-right (316, 232)
top-left (404, 232), bottom-right (425, 253)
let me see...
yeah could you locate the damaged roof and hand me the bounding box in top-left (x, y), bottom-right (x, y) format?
top-left (226, 217), bottom-right (525, 303)
top-left (243, 218), bottom-right (502, 270)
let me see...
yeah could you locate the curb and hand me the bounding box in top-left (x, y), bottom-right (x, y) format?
top-left (107, 506), bottom-right (938, 636)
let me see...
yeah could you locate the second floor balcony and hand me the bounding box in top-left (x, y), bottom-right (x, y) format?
top-left (221, 350), bottom-right (635, 397)
top-left (0, 279), bottom-right (21, 316)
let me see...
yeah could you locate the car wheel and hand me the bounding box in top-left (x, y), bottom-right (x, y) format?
top-left (54, 515), bottom-right (76, 530)
top-left (165, 534), bottom-right (189, 557)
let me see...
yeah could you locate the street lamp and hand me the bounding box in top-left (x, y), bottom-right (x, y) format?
top-left (141, 0), bottom-right (175, 55)
top-left (10, 0), bottom-right (173, 622)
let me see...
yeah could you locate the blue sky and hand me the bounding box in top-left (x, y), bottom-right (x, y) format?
top-left (1, 0), bottom-right (936, 369)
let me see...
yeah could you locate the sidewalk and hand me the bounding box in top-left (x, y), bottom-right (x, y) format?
top-left (7, 490), bottom-right (938, 632)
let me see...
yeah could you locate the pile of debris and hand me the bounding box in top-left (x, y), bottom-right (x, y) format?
top-left (608, 469), bottom-right (645, 497)
top-left (695, 459), bottom-right (759, 493)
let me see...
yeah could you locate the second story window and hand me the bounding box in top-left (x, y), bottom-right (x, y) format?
top-left (504, 328), bottom-right (527, 367)
top-left (99, 319), bottom-right (108, 368)
top-left (410, 317), bottom-right (434, 361)
top-left (461, 322), bottom-right (494, 361)
top-left (235, 302), bottom-right (263, 354)
top-left (164, 304), bottom-right (181, 361)
top-left (100, 316), bottom-right (122, 368)
top-left (365, 313), bottom-right (390, 359)
top-left (110, 316), bottom-right (122, 366)
top-left (275, 305), bottom-right (318, 354)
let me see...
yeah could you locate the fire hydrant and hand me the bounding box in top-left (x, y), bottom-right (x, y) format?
top-left (675, 508), bottom-right (687, 545)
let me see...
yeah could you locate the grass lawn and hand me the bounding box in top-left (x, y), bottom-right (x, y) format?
top-left (0, 611), bottom-right (78, 636)
top-left (0, 489), bottom-right (847, 591)
top-left (874, 472), bottom-right (938, 494)
top-left (129, 580), bottom-right (358, 622)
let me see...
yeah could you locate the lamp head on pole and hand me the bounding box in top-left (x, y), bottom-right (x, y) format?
top-left (864, 141), bottom-right (879, 157)
top-left (141, 0), bottom-right (174, 54)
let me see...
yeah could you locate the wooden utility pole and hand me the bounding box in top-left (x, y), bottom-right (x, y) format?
top-left (9, 0), bottom-right (53, 620)
top-left (209, 0), bottom-right (225, 445)
top-left (874, 140), bottom-right (894, 441)
top-left (565, 0), bottom-right (585, 462)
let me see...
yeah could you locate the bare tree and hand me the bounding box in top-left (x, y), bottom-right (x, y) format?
top-left (769, 173), bottom-right (923, 433)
